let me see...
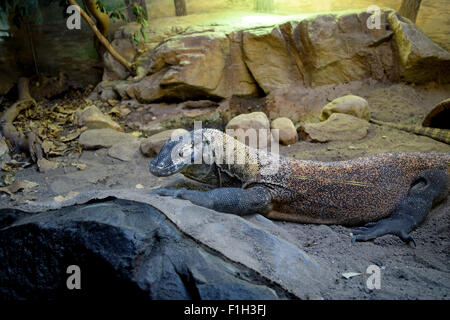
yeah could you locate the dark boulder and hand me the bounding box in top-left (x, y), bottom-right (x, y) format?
top-left (0, 199), bottom-right (293, 301)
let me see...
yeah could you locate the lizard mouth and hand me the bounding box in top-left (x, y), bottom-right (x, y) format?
top-left (149, 159), bottom-right (188, 177)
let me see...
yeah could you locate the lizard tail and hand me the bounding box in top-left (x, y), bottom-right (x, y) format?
top-left (370, 119), bottom-right (450, 145)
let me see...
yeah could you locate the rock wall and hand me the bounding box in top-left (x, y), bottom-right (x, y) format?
top-left (100, 9), bottom-right (450, 103)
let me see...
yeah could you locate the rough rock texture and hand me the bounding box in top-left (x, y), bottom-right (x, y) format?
top-left (225, 112), bottom-right (271, 148)
top-left (140, 129), bottom-right (188, 157)
top-left (79, 129), bottom-right (138, 150)
top-left (76, 105), bottom-right (122, 131)
top-left (1, 190), bottom-right (328, 300)
top-left (102, 25), bottom-right (142, 81)
top-left (119, 31), bottom-right (259, 102)
top-left (37, 158), bottom-right (59, 173)
top-left (271, 117), bottom-right (298, 145)
top-left (388, 12), bottom-right (450, 83)
top-left (242, 25), bottom-right (303, 93)
top-left (96, 8), bottom-right (449, 103)
top-left (107, 140), bottom-right (142, 162)
top-left (300, 113), bottom-right (370, 142)
top-left (0, 199), bottom-right (293, 300)
top-left (320, 95), bottom-right (371, 121)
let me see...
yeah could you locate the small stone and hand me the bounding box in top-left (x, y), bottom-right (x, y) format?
top-left (225, 112), bottom-right (271, 149)
top-left (270, 117), bottom-right (298, 146)
top-left (71, 163), bottom-right (87, 170)
top-left (76, 105), bottom-right (122, 131)
top-left (320, 95), bottom-right (370, 121)
top-left (37, 158), bottom-right (59, 173)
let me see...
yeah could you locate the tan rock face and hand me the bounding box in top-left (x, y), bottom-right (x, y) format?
top-left (296, 11), bottom-right (397, 86)
top-left (388, 12), bottom-right (450, 83)
top-left (320, 95), bottom-right (370, 121)
top-left (140, 129), bottom-right (188, 157)
top-left (299, 113), bottom-right (369, 142)
top-left (123, 31), bottom-right (259, 103)
top-left (76, 106), bottom-right (122, 131)
top-left (225, 112), bottom-right (271, 149)
top-left (102, 9), bottom-right (449, 103)
top-left (270, 117), bottom-right (298, 146)
top-left (242, 26), bottom-right (302, 94)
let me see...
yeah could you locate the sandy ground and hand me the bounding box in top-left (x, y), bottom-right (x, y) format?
top-left (1, 81), bottom-right (449, 299)
top-left (0, 80), bottom-right (450, 299)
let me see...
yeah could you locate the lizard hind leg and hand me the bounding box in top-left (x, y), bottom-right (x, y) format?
top-left (351, 169), bottom-right (448, 245)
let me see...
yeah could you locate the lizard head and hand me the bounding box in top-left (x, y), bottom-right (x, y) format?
top-left (149, 129), bottom-right (218, 177)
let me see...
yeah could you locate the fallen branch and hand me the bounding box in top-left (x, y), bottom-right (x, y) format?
top-left (0, 77), bottom-right (43, 162)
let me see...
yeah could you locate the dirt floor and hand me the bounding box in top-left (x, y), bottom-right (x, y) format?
top-left (1, 80), bottom-right (449, 299)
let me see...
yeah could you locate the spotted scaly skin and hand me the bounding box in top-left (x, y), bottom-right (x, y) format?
top-left (370, 119), bottom-right (450, 144)
top-left (150, 129), bottom-right (449, 243)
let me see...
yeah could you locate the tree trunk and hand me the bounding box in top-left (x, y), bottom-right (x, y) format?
top-left (255, 0), bottom-right (274, 12)
top-left (398, 0), bottom-right (422, 23)
top-left (174, 0), bottom-right (187, 16)
top-left (125, 0), bottom-right (148, 21)
top-left (82, 0), bottom-right (110, 57)
top-left (68, 0), bottom-right (135, 75)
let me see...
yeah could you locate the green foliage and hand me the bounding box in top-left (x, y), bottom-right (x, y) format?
top-left (96, 0), bottom-right (107, 13)
top-left (131, 3), bottom-right (148, 45)
top-left (109, 8), bottom-right (126, 22)
top-left (95, 0), bottom-right (149, 45)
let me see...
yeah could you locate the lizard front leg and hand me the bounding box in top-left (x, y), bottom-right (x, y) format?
top-left (153, 186), bottom-right (273, 216)
top-left (352, 169), bottom-right (448, 245)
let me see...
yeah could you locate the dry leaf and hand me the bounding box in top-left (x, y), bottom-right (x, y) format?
top-left (130, 131), bottom-right (142, 137)
top-left (54, 191), bottom-right (79, 202)
top-left (0, 179), bottom-right (38, 195)
top-left (60, 131), bottom-right (80, 142)
top-left (342, 272), bottom-right (362, 279)
top-left (71, 162), bottom-right (86, 170)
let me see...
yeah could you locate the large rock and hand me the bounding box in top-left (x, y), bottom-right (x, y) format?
top-left (296, 11), bottom-right (397, 86)
top-left (101, 9), bottom-right (448, 103)
top-left (225, 112), bottom-right (271, 148)
top-left (320, 95), bottom-right (370, 121)
top-left (3, 189), bottom-right (329, 299)
top-left (140, 128), bottom-right (188, 157)
top-left (299, 113), bottom-right (369, 142)
top-left (121, 31), bottom-right (259, 102)
top-left (388, 12), bottom-right (450, 83)
top-left (0, 199), bottom-right (291, 300)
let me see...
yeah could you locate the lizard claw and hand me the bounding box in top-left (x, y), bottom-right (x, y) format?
top-left (351, 219), bottom-right (416, 246)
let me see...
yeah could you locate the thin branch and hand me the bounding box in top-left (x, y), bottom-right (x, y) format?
top-left (68, 0), bottom-right (136, 75)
